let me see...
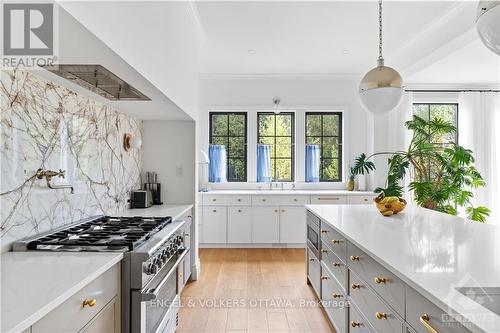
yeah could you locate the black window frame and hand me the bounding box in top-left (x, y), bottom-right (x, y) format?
top-left (257, 112), bottom-right (295, 182)
top-left (305, 112), bottom-right (343, 182)
top-left (209, 111), bottom-right (248, 182)
top-left (412, 103), bottom-right (459, 144)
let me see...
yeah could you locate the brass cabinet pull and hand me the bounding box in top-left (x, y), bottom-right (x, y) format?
top-left (321, 276), bottom-right (329, 280)
top-left (262, 198), bottom-right (266, 202)
top-left (212, 198), bottom-right (216, 201)
top-left (321, 230), bottom-right (329, 234)
top-left (332, 293), bottom-right (343, 298)
top-left (281, 209), bottom-right (285, 213)
top-left (83, 299), bottom-right (97, 307)
top-left (374, 277), bottom-right (387, 284)
top-left (420, 314), bottom-right (438, 333)
top-left (350, 255), bottom-right (360, 261)
top-left (332, 262), bottom-right (341, 267)
top-left (274, 209), bottom-right (278, 213)
top-left (309, 258), bottom-right (316, 262)
top-left (375, 312), bottom-right (388, 320)
top-left (237, 198), bottom-right (242, 202)
top-left (332, 239), bottom-right (341, 244)
top-left (321, 249), bottom-right (328, 253)
top-left (185, 233), bottom-right (190, 237)
top-left (318, 197), bottom-right (340, 201)
top-left (238, 209), bottom-right (242, 213)
top-left (294, 198), bottom-right (298, 202)
top-left (351, 283), bottom-right (361, 289)
top-left (351, 321), bottom-right (361, 328)
top-left (212, 209), bottom-right (217, 213)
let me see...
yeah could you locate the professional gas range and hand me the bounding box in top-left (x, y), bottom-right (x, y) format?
top-left (13, 214), bottom-right (191, 333)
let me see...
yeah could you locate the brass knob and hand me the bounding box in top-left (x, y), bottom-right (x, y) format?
top-left (83, 299), bottom-right (97, 307)
top-left (374, 277), bottom-right (387, 284)
top-left (309, 258), bottom-right (316, 262)
top-left (351, 321), bottom-right (361, 328)
top-left (237, 198), bottom-right (242, 202)
top-left (351, 283), bottom-right (361, 289)
top-left (212, 210), bottom-right (217, 213)
top-left (274, 209), bottom-right (278, 213)
top-left (321, 249), bottom-right (328, 253)
top-left (238, 209), bottom-right (242, 213)
top-left (281, 209), bottom-right (285, 212)
top-left (332, 262), bottom-right (341, 267)
top-left (184, 233), bottom-right (190, 237)
top-left (321, 276), bottom-right (329, 280)
top-left (332, 293), bottom-right (343, 298)
top-left (375, 312), bottom-right (388, 320)
top-left (350, 255), bottom-right (360, 261)
top-left (262, 198), bottom-right (266, 201)
top-left (294, 198), bottom-right (298, 202)
top-left (332, 239), bottom-right (341, 244)
top-left (321, 230), bottom-right (328, 234)
top-left (212, 198), bottom-right (216, 201)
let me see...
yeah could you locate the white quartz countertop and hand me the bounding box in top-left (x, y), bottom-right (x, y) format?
top-left (115, 204), bottom-right (193, 219)
top-left (1, 252), bottom-right (123, 333)
top-left (200, 190), bottom-right (374, 196)
top-left (306, 204), bottom-right (500, 333)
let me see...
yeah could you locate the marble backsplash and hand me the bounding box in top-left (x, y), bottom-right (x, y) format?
top-left (0, 69), bottom-right (142, 252)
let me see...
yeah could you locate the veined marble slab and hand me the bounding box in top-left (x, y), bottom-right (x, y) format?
top-left (0, 69), bottom-right (142, 252)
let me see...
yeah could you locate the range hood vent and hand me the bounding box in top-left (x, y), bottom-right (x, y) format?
top-left (43, 64), bottom-right (150, 101)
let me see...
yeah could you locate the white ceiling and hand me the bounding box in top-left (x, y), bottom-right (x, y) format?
top-left (195, 0), bottom-right (498, 85)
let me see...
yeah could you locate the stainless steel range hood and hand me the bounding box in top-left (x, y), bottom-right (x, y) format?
top-left (43, 64), bottom-right (150, 101)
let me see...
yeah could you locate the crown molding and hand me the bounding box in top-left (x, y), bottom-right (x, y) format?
top-left (199, 72), bottom-right (362, 81)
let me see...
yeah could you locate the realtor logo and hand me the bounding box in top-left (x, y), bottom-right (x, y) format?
top-left (3, 3), bottom-right (54, 56)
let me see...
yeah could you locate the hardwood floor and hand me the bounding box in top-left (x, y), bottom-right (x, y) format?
top-left (178, 248), bottom-right (334, 333)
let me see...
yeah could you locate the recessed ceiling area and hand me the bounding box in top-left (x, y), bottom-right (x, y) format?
top-left (196, 1), bottom-right (460, 74)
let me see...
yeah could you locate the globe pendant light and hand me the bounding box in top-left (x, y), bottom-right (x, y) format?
top-left (359, 0), bottom-right (404, 115)
top-left (476, 1), bottom-right (500, 55)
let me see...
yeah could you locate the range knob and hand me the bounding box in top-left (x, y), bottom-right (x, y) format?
top-left (144, 263), bottom-right (157, 275)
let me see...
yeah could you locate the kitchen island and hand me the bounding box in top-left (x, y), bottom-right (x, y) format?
top-left (305, 204), bottom-right (500, 333)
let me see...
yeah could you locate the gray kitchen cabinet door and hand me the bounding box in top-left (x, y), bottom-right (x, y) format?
top-left (228, 207), bottom-right (252, 243)
top-left (252, 207), bottom-right (280, 243)
top-left (202, 206), bottom-right (227, 243)
top-left (279, 206), bottom-right (306, 243)
top-left (80, 297), bottom-right (119, 333)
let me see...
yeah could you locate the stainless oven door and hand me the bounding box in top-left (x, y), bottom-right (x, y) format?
top-left (132, 249), bottom-right (188, 333)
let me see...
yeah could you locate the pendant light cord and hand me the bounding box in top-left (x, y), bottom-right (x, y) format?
top-left (378, 0), bottom-right (383, 61)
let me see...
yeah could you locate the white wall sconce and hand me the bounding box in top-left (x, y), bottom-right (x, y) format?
top-left (123, 133), bottom-right (142, 152)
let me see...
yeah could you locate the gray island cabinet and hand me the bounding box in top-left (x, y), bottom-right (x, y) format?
top-left (305, 205), bottom-right (500, 333)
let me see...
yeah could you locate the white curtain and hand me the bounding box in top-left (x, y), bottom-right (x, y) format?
top-left (372, 92), bottom-right (413, 197)
top-left (459, 92), bottom-right (500, 223)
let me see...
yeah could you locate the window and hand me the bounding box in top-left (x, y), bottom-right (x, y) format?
top-left (209, 112), bottom-right (247, 182)
top-left (413, 103), bottom-right (458, 144)
top-left (257, 112), bottom-right (294, 181)
top-left (305, 112), bottom-right (343, 181)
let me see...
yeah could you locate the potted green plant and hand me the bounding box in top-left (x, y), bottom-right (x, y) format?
top-left (351, 115), bottom-right (490, 222)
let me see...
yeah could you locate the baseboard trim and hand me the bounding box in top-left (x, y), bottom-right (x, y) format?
top-left (199, 243), bottom-right (306, 248)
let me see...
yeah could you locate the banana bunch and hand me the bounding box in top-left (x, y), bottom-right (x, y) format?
top-left (376, 196), bottom-right (405, 216)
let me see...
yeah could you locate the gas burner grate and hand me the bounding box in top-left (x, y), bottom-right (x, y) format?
top-left (26, 216), bottom-right (172, 251)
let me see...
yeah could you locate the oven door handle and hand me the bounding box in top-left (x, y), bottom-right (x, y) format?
top-left (141, 248), bottom-right (188, 302)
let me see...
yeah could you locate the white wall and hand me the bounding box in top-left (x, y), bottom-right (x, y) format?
top-left (143, 121), bottom-right (196, 205)
top-left (199, 75), bottom-right (378, 190)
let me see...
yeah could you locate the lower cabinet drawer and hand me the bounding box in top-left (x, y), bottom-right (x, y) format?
top-left (32, 264), bottom-right (120, 333)
top-left (321, 241), bottom-right (347, 292)
top-left (321, 262), bottom-right (348, 333)
top-left (350, 303), bottom-right (375, 333)
top-left (349, 272), bottom-right (403, 333)
top-left (406, 286), bottom-right (473, 333)
top-left (347, 242), bottom-right (405, 317)
top-left (320, 222), bottom-right (347, 263)
top-left (311, 195), bottom-right (348, 205)
top-left (307, 248), bottom-right (321, 297)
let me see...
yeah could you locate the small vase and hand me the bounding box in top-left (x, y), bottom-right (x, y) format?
top-left (346, 179), bottom-right (355, 191)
